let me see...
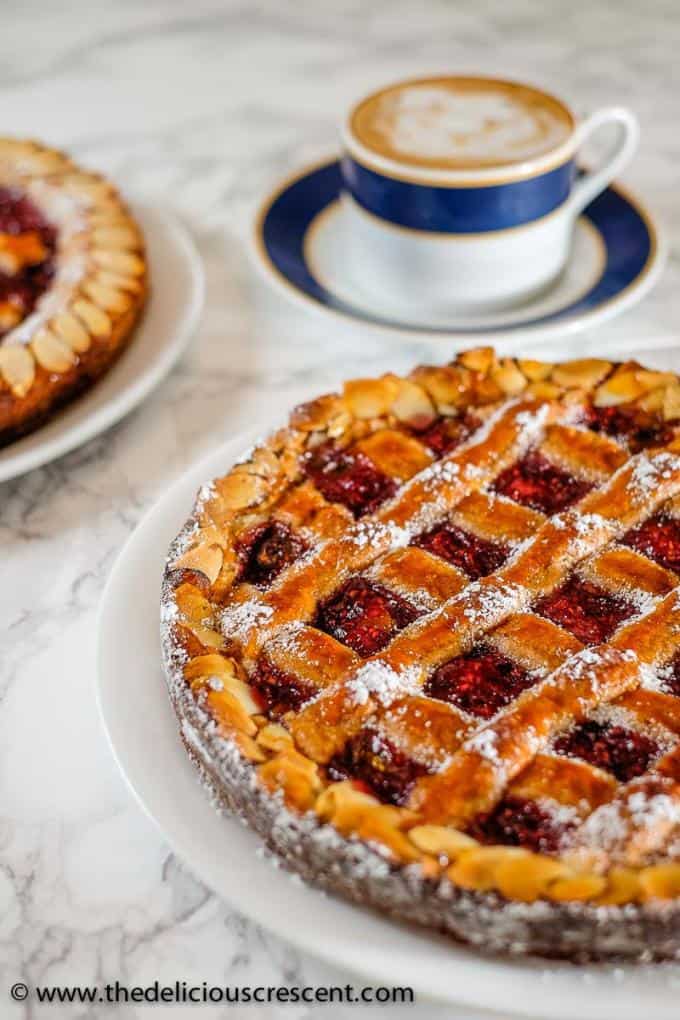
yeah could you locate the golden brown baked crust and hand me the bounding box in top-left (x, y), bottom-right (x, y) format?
top-left (0, 138), bottom-right (147, 444)
top-left (161, 348), bottom-right (680, 958)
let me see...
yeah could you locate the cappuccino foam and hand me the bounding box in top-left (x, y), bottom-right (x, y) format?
top-left (351, 77), bottom-right (573, 170)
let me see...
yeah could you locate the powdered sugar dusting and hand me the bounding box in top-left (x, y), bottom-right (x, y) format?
top-left (462, 580), bottom-right (524, 623)
top-left (467, 727), bottom-right (501, 764)
top-left (347, 661), bottom-right (421, 707)
top-left (221, 600), bottom-right (273, 641)
top-left (515, 402), bottom-right (551, 450)
top-left (629, 452), bottom-right (680, 503)
top-left (575, 787), bottom-right (680, 859)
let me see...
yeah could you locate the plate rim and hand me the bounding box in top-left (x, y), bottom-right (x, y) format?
top-left (97, 423), bottom-right (680, 1020)
top-left (0, 203), bottom-right (205, 483)
top-left (251, 156), bottom-right (666, 342)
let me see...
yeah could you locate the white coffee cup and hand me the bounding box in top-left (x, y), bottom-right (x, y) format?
top-left (340, 75), bottom-right (639, 311)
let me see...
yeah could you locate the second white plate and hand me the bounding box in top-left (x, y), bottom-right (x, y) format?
top-left (97, 415), bottom-right (680, 1020)
top-left (0, 203), bottom-right (204, 483)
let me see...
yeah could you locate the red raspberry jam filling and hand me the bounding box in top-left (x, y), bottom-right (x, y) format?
top-left (535, 576), bottom-right (635, 645)
top-left (316, 577), bottom-right (421, 657)
top-left (304, 444), bottom-right (396, 517)
top-left (425, 645), bottom-right (537, 719)
top-left (250, 656), bottom-right (316, 719)
top-left (622, 513), bottom-right (680, 574)
top-left (553, 720), bottom-right (660, 782)
top-left (413, 522), bottom-right (508, 580)
top-left (492, 451), bottom-right (592, 516)
top-left (470, 796), bottom-right (571, 854)
top-left (0, 187), bottom-right (57, 336)
top-left (414, 412), bottom-right (480, 459)
top-left (237, 520), bottom-right (306, 588)
top-left (583, 405), bottom-right (676, 451)
top-left (327, 728), bottom-right (428, 806)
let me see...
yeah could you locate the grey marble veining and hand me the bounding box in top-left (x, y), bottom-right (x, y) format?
top-left (1, 2), bottom-right (679, 1017)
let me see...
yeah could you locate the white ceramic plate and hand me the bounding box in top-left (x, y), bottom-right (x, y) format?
top-left (0, 204), bottom-right (204, 483)
top-left (97, 409), bottom-right (680, 1020)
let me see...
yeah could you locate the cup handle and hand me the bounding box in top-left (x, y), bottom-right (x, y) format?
top-left (566, 106), bottom-right (639, 218)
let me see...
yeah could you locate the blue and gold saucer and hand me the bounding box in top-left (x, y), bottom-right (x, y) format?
top-left (253, 158), bottom-right (664, 341)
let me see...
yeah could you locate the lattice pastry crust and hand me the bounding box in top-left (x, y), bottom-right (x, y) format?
top-left (0, 138), bottom-right (147, 444)
top-left (161, 348), bottom-right (680, 960)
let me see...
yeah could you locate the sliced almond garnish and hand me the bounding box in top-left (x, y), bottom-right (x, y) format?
top-left (494, 853), bottom-right (568, 903)
top-left (171, 543), bottom-right (223, 583)
top-left (259, 750), bottom-right (321, 811)
top-left (637, 387), bottom-right (666, 413)
top-left (10, 147), bottom-right (70, 176)
top-left (82, 279), bottom-right (131, 314)
top-left (518, 359), bottom-right (552, 382)
top-left (595, 867), bottom-right (641, 905)
top-left (448, 846), bottom-right (527, 892)
top-left (72, 298), bottom-right (112, 338)
top-left (91, 248), bottom-right (145, 276)
top-left (93, 269), bottom-right (143, 295)
top-left (315, 780), bottom-right (378, 831)
top-left (61, 172), bottom-right (114, 202)
top-left (92, 225), bottom-right (140, 248)
top-left (390, 379), bottom-right (436, 427)
top-left (174, 583), bottom-right (214, 624)
top-left (31, 329), bottom-right (76, 373)
top-left (594, 369), bottom-right (647, 407)
top-left (257, 723), bottom-right (294, 753)
top-left (206, 688), bottom-right (257, 737)
top-left (220, 674), bottom-right (260, 715)
top-left (343, 375), bottom-right (400, 419)
top-left (635, 370), bottom-right (676, 391)
top-left (184, 650), bottom-right (256, 716)
top-left (234, 733), bottom-right (267, 763)
top-left (663, 382), bottom-right (680, 421)
top-left (639, 863), bottom-right (680, 900)
top-left (51, 312), bottom-right (91, 353)
top-left (491, 358), bottom-right (527, 396)
top-left (458, 347), bottom-right (496, 374)
top-left (184, 653), bottom-right (236, 688)
top-left (551, 359), bottom-right (611, 389)
top-left (218, 467), bottom-right (269, 510)
top-left (408, 824), bottom-right (477, 860)
top-left (0, 344), bottom-right (35, 397)
top-left (87, 209), bottom-right (133, 228)
top-left (525, 381), bottom-right (561, 400)
top-left (410, 365), bottom-right (470, 413)
top-left (547, 873), bottom-right (606, 901)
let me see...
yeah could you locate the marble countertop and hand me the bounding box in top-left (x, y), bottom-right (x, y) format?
top-left (1, 2), bottom-right (678, 1017)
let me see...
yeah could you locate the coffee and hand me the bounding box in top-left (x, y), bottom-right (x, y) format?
top-left (350, 76), bottom-right (574, 170)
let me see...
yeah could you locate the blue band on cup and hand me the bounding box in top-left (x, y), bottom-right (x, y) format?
top-left (340, 156), bottom-right (576, 233)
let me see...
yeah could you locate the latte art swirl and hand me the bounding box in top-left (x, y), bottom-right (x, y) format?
top-left (351, 77), bottom-right (574, 170)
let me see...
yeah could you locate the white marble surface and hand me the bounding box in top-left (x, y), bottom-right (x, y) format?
top-left (1, 2), bottom-right (679, 1017)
